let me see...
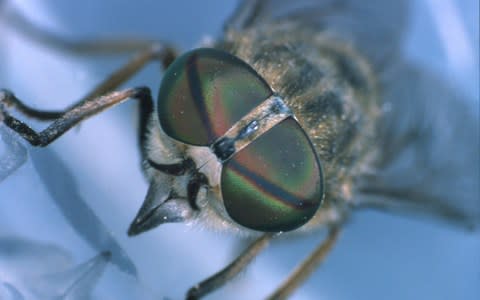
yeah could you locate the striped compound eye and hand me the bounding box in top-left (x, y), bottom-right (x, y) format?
top-left (221, 118), bottom-right (323, 232)
top-left (157, 48), bottom-right (323, 232)
top-left (158, 48), bottom-right (272, 146)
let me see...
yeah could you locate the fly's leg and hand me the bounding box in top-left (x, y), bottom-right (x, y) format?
top-left (266, 227), bottom-right (341, 300)
top-left (186, 233), bottom-right (274, 300)
top-left (3, 3), bottom-right (176, 61)
top-left (0, 87), bottom-right (152, 147)
top-left (1, 3), bottom-right (177, 148)
top-left (1, 46), bottom-right (175, 149)
top-left (0, 44), bottom-right (173, 121)
top-left (1, 23), bottom-right (176, 150)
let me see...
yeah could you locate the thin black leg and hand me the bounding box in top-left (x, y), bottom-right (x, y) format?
top-left (1, 87), bottom-right (152, 147)
top-left (0, 43), bottom-right (174, 122)
top-left (186, 233), bottom-right (274, 300)
top-left (2, 1), bottom-right (178, 148)
top-left (1, 33), bottom-right (176, 150)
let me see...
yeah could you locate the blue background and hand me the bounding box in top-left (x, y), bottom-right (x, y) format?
top-left (0, 1), bottom-right (478, 299)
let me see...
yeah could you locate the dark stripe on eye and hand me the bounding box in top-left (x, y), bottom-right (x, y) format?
top-left (186, 54), bottom-right (215, 144)
top-left (226, 158), bottom-right (316, 210)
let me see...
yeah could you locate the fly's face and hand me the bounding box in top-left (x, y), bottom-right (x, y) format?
top-left (129, 48), bottom-right (324, 236)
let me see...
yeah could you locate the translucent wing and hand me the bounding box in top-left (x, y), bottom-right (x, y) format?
top-left (225, 0), bottom-right (408, 68)
top-left (0, 126), bottom-right (28, 183)
top-left (0, 237), bottom-right (110, 299)
top-left (358, 61), bottom-right (480, 228)
top-left (29, 252), bottom-right (111, 300)
top-left (30, 149), bottom-right (137, 276)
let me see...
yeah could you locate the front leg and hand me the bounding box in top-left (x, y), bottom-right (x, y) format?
top-left (0, 87), bottom-right (153, 147)
top-left (1, 4), bottom-right (177, 151)
top-left (1, 41), bottom-right (176, 152)
top-left (186, 233), bottom-right (274, 300)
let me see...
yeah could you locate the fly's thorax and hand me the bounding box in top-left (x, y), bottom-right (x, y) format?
top-left (221, 21), bottom-right (381, 215)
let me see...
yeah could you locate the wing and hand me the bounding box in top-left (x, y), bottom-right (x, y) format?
top-left (224, 0), bottom-right (408, 69)
top-left (0, 125), bottom-right (28, 182)
top-left (357, 60), bottom-right (480, 228)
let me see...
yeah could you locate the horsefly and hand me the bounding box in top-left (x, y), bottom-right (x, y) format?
top-left (1, 1), bottom-right (478, 299)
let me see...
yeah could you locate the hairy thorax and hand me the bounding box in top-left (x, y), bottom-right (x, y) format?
top-left (219, 22), bottom-right (381, 232)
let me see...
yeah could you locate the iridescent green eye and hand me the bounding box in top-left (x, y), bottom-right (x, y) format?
top-left (157, 48), bottom-right (272, 146)
top-left (221, 117), bottom-right (323, 232)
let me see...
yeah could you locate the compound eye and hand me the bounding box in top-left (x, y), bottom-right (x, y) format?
top-left (157, 48), bottom-right (272, 146)
top-left (221, 117), bottom-right (323, 232)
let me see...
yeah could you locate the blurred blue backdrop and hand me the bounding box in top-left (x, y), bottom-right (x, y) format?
top-left (0, 1), bottom-right (478, 299)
